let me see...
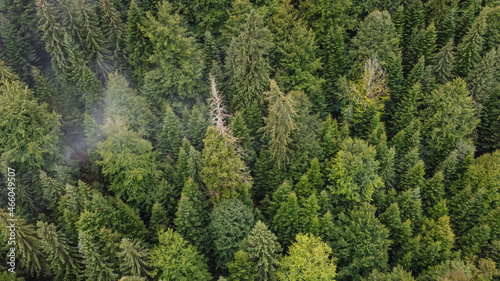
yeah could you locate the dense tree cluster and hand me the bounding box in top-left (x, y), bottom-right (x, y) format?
top-left (1, 0), bottom-right (500, 280)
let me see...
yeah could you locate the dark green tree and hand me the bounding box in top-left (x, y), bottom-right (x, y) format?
top-left (157, 105), bottom-right (184, 157)
top-left (125, 0), bottom-right (152, 85)
top-left (117, 238), bottom-right (150, 278)
top-left (244, 221), bottom-right (282, 281)
top-left (433, 41), bottom-right (455, 84)
top-left (273, 192), bottom-right (301, 249)
top-left (456, 8), bottom-right (488, 77)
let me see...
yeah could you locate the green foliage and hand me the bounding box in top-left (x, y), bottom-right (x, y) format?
top-left (78, 231), bottom-right (117, 281)
top-left (365, 265), bottom-right (415, 281)
top-left (99, 0), bottom-right (125, 62)
top-left (456, 8), bottom-right (488, 77)
top-left (432, 41), bottom-right (455, 84)
top-left (37, 221), bottom-right (82, 280)
top-left (97, 117), bottom-right (160, 204)
top-left (260, 80), bottom-right (297, 169)
top-left (351, 10), bottom-right (400, 76)
top-left (416, 216), bottom-right (455, 271)
top-left (150, 229), bottom-right (212, 280)
top-left (326, 137), bottom-right (383, 205)
top-left (125, 0), bottom-right (152, 85)
top-left (142, 1), bottom-right (204, 112)
top-left (228, 250), bottom-right (256, 281)
top-left (277, 233), bottom-right (337, 281)
top-left (319, 115), bottom-right (349, 160)
top-left (117, 238), bottom-right (150, 277)
top-left (202, 126), bottom-right (252, 202)
top-left (321, 26), bottom-right (347, 113)
top-left (187, 105), bottom-right (209, 151)
top-left (226, 8), bottom-right (271, 112)
top-left (421, 78), bottom-right (479, 169)
top-left (210, 198), bottom-right (255, 271)
top-left (273, 192), bottom-right (300, 249)
top-left (174, 178), bottom-right (210, 252)
top-left (244, 221), bottom-right (282, 281)
top-left (157, 105), bottom-right (184, 157)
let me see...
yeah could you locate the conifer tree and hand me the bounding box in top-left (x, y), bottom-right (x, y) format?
top-left (125, 0), bottom-right (152, 85)
top-left (319, 115), bottom-right (349, 161)
top-left (37, 221), bottom-right (82, 280)
top-left (149, 202), bottom-right (168, 239)
top-left (399, 160), bottom-right (425, 191)
top-left (174, 178), bottom-right (210, 252)
top-left (266, 180), bottom-right (293, 220)
top-left (433, 41), bottom-right (455, 84)
top-left (366, 265), bottom-right (415, 281)
top-left (421, 78), bottom-right (479, 169)
top-left (0, 212), bottom-right (45, 277)
top-left (273, 192), bottom-right (301, 249)
top-left (277, 233), bottom-right (337, 281)
top-left (260, 80), bottom-right (297, 169)
top-left (466, 46), bottom-right (500, 108)
top-left (385, 52), bottom-right (404, 117)
top-left (391, 83), bottom-right (421, 135)
top-left (96, 117), bottom-right (160, 204)
top-left (142, 1), bottom-right (204, 112)
top-left (79, 231), bottom-right (118, 281)
top-left (422, 171), bottom-right (446, 219)
top-left (157, 105), bottom-right (184, 157)
top-left (225, 8), bottom-right (271, 112)
top-left (437, 10), bottom-right (456, 48)
top-left (321, 26), bottom-right (346, 113)
top-left (150, 229), bottom-right (212, 280)
top-left (227, 250), bottom-right (255, 281)
top-left (99, 0), bottom-right (125, 63)
top-left (331, 203), bottom-right (390, 281)
top-left (477, 87), bottom-right (500, 154)
top-left (186, 105), bottom-right (209, 151)
top-left (351, 10), bottom-right (400, 76)
top-left (117, 238), bottom-right (150, 278)
top-left (416, 216), bottom-right (455, 271)
top-left (244, 221), bottom-right (282, 281)
top-left (456, 8), bottom-right (488, 77)
top-left (274, 21), bottom-right (324, 113)
top-left (209, 198), bottom-right (255, 271)
top-left (326, 137), bottom-right (383, 205)
top-left (103, 72), bottom-right (156, 137)
top-left (422, 24), bottom-right (438, 65)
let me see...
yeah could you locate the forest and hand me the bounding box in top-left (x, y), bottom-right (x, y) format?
top-left (0, 0), bottom-right (500, 280)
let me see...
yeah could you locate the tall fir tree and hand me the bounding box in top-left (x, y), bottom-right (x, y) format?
top-left (433, 41), bottom-right (455, 84)
top-left (99, 0), bottom-right (125, 64)
top-left (456, 8), bottom-right (488, 77)
top-left (244, 221), bottom-right (282, 281)
top-left (125, 0), bottom-right (152, 85)
top-left (157, 105), bottom-right (184, 158)
top-left (117, 238), bottom-right (150, 278)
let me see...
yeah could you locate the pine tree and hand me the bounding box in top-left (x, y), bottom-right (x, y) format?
top-left (277, 233), bottom-right (337, 281)
top-left (391, 82), bottom-right (421, 135)
top-left (259, 80), bottom-right (297, 169)
top-left (385, 52), bottom-right (404, 118)
top-left (174, 178), bottom-right (210, 252)
top-left (433, 41), bottom-right (455, 84)
top-left (416, 216), bottom-right (455, 271)
top-left (99, 0), bottom-right (125, 63)
top-left (125, 0), bottom-right (152, 85)
top-left (209, 198), bottom-right (255, 271)
top-left (37, 221), bottom-right (82, 280)
top-left (273, 192), bottom-right (301, 249)
top-left (331, 203), bottom-right (390, 281)
top-left (456, 8), bottom-right (488, 77)
top-left (142, 1), bottom-right (204, 112)
top-left (186, 105), bottom-right (209, 151)
top-left (150, 229), bottom-right (212, 280)
top-left (117, 238), bottom-right (150, 277)
top-left (225, 8), bottom-right (271, 112)
top-left (244, 221), bottom-right (282, 281)
top-left (422, 171), bottom-right (447, 219)
top-left (399, 160), bottom-right (425, 191)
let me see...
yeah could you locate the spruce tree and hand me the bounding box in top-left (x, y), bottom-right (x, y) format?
top-left (391, 82), bottom-right (421, 135)
top-left (117, 238), bottom-right (150, 278)
top-left (416, 216), bottom-right (455, 271)
top-left (331, 203), bottom-right (390, 281)
top-left (125, 0), bottom-right (152, 85)
top-left (456, 8), bottom-right (487, 77)
top-left (259, 80), bottom-right (297, 169)
top-left (209, 198), bottom-right (255, 271)
top-left (37, 221), bottom-right (82, 280)
top-left (227, 250), bottom-right (255, 281)
top-left (422, 171), bottom-right (446, 219)
top-left (277, 233), bottom-right (337, 281)
top-left (321, 26), bottom-right (347, 113)
top-left (78, 231), bottom-right (118, 281)
top-left (273, 192), bottom-right (301, 249)
top-left (142, 1), bottom-right (204, 112)
top-left (433, 41), bottom-right (455, 84)
top-left (466, 46), bottom-right (500, 108)
top-left (150, 229), bottom-right (212, 280)
top-left (225, 8), bottom-right (271, 112)
top-left (186, 105), bottom-right (209, 151)
top-left (244, 221), bottom-right (282, 281)
top-left (99, 0), bottom-right (125, 63)
top-left (436, 10), bottom-right (456, 48)
top-left (157, 105), bottom-right (184, 157)
top-left (174, 178), bottom-right (210, 252)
